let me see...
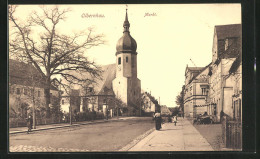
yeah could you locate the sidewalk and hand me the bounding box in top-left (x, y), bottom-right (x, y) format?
top-left (10, 116), bottom-right (137, 134)
top-left (128, 118), bottom-right (213, 151)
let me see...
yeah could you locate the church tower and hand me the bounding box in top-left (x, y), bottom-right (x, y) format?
top-left (112, 8), bottom-right (141, 109)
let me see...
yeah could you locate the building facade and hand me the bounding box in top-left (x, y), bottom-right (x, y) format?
top-left (9, 59), bottom-right (59, 118)
top-left (208, 24), bottom-right (242, 122)
top-left (183, 24), bottom-right (242, 121)
top-left (183, 65), bottom-right (211, 118)
top-left (141, 92), bottom-right (159, 113)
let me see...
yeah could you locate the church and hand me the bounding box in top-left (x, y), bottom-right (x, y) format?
top-left (61, 9), bottom-right (141, 116)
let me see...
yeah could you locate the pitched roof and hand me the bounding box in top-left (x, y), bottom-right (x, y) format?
top-left (96, 64), bottom-right (116, 95)
top-left (215, 24), bottom-right (242, 40)
top-left (188, 63), bottom-right (212, 84)
top-left (143, 92), bottom-right (159, 105)
top-left (229, 53), bottom-right (242, 74)
top-left (9, 59), bottom-right (58, 90)
top-left (65, 63), bottom-right (116, 95)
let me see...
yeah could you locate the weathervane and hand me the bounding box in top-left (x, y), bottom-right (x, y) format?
top-left (126, 4), bottom-right (128, 11)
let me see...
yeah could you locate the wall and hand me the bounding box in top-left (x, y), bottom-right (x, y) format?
top-left (223, 87), bottom-right (233, 117)
top-left (127, 77), bottom-right (141, 106)
top-left (112, 77), bottom-right (128, 105)
top-left (9, 84), bottom-right (52, 112)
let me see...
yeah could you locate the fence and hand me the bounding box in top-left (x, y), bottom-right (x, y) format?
top-left (9, 112), bottom-right (105, 128)
top-left (222, 117), bottom-right (242, 150)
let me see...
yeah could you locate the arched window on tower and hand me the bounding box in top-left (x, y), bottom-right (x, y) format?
top-left (118, 57), bottom-right (121, 65)
top-left (126, 56), bottom-right (128, 63)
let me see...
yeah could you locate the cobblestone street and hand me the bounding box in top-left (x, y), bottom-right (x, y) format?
top-left (10, 145), bottom-right (90, 152)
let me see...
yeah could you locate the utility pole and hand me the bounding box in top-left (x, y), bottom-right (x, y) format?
top-left (29, 62), bottom-right (36, 129)
top-left (69, 96), bottom-right (72, 125)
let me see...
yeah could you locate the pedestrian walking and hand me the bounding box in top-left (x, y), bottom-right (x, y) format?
top-left (154, 112), bottom-right (162, 130)
top-left (26, 115), bottom-right (33, 133)
top-left (173, 116), bottom-right (177, 126)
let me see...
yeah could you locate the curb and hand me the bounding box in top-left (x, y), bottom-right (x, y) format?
top-left (119, 127), bottom-right (155, 151)
top-left (10, 118), bottom-right (125, 135)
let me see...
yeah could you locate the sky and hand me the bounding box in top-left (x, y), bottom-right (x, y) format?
top-left (10, 4), bottom-right (241, 107)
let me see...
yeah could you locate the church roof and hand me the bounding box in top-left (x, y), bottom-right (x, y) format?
top-left (95, 64), bottom-right (116, 95)
top-left (65, 63), bottom-right (116, 96)
top-left (215, 24), bottom-right (241, 40)
top-left (116, 9), bottom-right (137, 54)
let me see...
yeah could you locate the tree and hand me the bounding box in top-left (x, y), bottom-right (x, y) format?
top-left (175, 86), bottom-right (184, 112)
top-left (175, 94), bottom-right (183, 107)
top-left (9, 5), bottom-right (105, 117)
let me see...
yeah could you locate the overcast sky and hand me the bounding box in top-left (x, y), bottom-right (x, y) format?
top-left (10, 4), bottom-right (241, 107)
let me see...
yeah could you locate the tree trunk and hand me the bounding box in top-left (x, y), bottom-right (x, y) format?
top-left (44, 88), bottom-right (51, 118)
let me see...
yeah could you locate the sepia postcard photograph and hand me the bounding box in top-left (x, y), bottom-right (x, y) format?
top-left (8, 3), bottom-right (243, 152)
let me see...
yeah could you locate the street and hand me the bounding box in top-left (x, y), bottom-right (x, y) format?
top-left (9, 117), bottom-right (215, 152)
top-left (9, 117), bottom-right (154, 152)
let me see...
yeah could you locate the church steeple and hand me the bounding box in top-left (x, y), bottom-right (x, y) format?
top-left (116, 6), bottom-right (137, 54)
top-left (123, 8), bottom-right (130, 33)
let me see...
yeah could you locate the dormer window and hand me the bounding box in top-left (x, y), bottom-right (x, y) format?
top-left (118, 57), bottom-right (121, 65)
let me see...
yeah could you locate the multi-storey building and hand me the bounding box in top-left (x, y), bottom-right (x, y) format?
top-left (209, 24), bottom-right (241, 122)
top-left (183, 64), bottom-right (211, 117)
top-left (9, 59), bottom-right (59, 118)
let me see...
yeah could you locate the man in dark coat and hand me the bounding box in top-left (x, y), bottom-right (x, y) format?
top-left (26, 115), bottom-right (33, 133)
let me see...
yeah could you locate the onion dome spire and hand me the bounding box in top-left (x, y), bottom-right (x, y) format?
top-left (116, 6), bottom-right (137, 55)
top-left (123, 8), bottom-right (130, 33)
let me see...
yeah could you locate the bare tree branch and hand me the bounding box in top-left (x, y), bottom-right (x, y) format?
top-left (9, 5), bottom-right (105, 117)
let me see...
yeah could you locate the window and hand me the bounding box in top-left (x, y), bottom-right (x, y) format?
top-left (62, 99), bottom-right (64, 105)
top-left (118, 57), bottom-right (121, 65)
top-left (16, 88), bottom-right (21, 94)
top-left (38, 90), bottom-right (41, 97)
top-left (85, 87), bottom-right (93, 94)
top-left (201, 88), bottom-right (207, 95)
top-left (24, 88), bottom-right (28, 95)
top-left (225, 39), bottom-right (229, 51)
top-left (126, 56), bottom-right (128, 63)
